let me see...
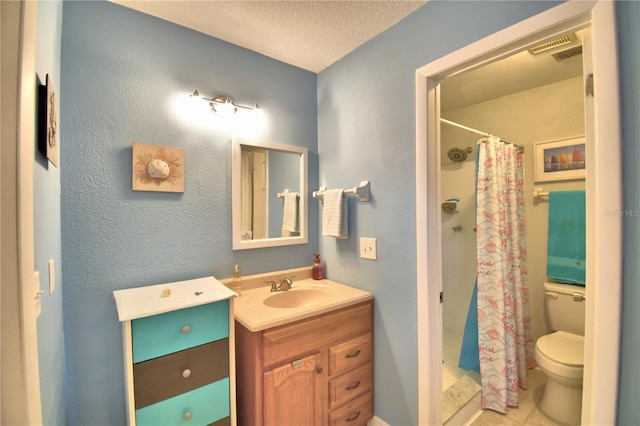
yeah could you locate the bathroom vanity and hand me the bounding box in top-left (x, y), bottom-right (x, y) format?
top-left (233, 277), bottom-right (374, 426)
top-left (114, 276), bottom-right (237, 426)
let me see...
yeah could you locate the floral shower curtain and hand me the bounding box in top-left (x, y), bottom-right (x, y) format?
top-left (476, 136), bottom-right (535, 413)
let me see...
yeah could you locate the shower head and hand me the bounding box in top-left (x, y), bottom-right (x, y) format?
top-left (447, 147), bottom-right (472, 163)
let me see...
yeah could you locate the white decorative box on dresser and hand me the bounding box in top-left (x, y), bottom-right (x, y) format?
top-left (114, 276), bottom-right (237, 426)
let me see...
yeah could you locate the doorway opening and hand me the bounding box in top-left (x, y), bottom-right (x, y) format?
top-left (439, 28), bottom-right (587, 423)
top-left (416, 2), bottom-right (622, 425)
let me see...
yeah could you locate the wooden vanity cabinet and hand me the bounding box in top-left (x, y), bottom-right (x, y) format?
top-left (236, 300), bottom-right (373, 426)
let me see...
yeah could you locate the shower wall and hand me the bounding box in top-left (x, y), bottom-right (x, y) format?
top-left (441, 76), bottom-right (586, 342)
top-left (442, 160), bottom-right (477, 334)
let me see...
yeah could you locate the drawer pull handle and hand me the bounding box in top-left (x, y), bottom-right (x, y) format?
top-left (181, 325), bottom-right (191, 334)
top-left (345, 350), bottom-right (361, 359)
top-left (345, 380), bottom-right (361, 391)
top-left (316, 367), bottom-right (323, 375)
top-left (183, 411), bottom-right (192, 421)
top-left (182, 369), bottom-right (191, 378)
top-left (345, 411), bottom-right (361, 422)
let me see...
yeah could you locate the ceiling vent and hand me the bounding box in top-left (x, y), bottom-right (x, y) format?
top-left (528, 34), bottom-right (577, 55)
top-left (552, 45), bottom-right (583, 61)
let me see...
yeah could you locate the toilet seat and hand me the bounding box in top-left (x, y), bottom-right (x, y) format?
top-left (535, 331), bottom-right (584, 379)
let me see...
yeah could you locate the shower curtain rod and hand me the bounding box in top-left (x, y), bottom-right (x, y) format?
top-left (441, 118), bottom-right (522, 149)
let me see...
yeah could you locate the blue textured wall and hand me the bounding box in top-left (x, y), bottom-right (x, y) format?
top-left (34, 0), bottom-right (65, 424)
top-left (617, 1), bottom-right (640, 424)
top-left (60, 2), bottom-right (317, 424)
top-left (55, 1), bottom-right (639, 424)
top-left (317, 1), bottom-right (559, 424)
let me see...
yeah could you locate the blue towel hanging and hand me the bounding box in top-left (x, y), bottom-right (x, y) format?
top-left (547, 191), bottom-right (586, 285)
top-left (458, 278), bottom-right (480, 373)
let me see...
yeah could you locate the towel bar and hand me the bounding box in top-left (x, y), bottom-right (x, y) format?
top-left (277, 189), bottom-right (299, 199)
top-left (533, 186), bottom-right (549, 198)
top-left (313, 180), bottom-right (370, 203)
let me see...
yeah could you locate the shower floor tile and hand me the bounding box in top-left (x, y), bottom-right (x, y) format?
top-left (443, 330), bottom-right (467, 391)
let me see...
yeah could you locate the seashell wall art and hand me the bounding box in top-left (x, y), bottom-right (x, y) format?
top-left (132, 142), bottom-right (184, 192)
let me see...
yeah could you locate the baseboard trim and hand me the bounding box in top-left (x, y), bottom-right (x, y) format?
top-left (368, 415), bottom-right (390, 426)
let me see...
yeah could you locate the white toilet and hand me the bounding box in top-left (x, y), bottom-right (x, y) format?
top-left (535, 282), bottom-right (586, 425)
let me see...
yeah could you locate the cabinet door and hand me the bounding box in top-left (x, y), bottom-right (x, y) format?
top-left (263, 353), bottom-right (324, 426)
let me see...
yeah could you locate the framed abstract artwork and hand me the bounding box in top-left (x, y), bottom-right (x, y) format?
top-left (132, 142), bottom-right (184, 192)
top-left (534, 136), bottom-right (586, 182)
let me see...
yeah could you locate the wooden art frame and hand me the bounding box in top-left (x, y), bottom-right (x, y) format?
top-left (132, 142), bottom-right (184, 192)
top-left (534, 136), bottom-right (586, 182)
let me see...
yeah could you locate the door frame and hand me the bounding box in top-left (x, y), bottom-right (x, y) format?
top-left (415, 1), bottom-right (622, 424)
top-left (1, 0), bottom-right (42, 423)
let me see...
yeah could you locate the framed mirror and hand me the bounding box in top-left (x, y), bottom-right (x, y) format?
top-left (232, 138), bottom-right (308, 250)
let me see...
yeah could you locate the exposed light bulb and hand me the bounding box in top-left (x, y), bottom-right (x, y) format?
top-left (214, 100), bottom-right (236, 118)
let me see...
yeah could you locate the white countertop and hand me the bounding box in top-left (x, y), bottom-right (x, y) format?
top-left (113, 276), bottom-right (237, 321)
top-left (234, 278), bottom-right (373, 332)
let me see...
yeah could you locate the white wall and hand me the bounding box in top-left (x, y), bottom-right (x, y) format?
top-left (441, 160), bottom-right (476, 334)
top-left (441, 76), bottom-right (586, 342)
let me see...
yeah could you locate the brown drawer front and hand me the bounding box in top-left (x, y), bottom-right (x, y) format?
top-left (262, 301), bottom-right (372, 367)
top-left (329, 333), bottom-right (372, 376)
top-left (329, 391), bottom-right (373, 426)
top-left (329, 363), bottom-right (372, 410)
top-left (209, 416), bottom-right (231, 426)
top-left (133, 339), bottom-right (229, 409)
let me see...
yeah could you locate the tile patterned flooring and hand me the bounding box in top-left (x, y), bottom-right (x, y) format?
top-left (442, 331), bottom-right (567, 425)
top-left (443, 373), bottom-right (481, 422)
top-left (468, 369), bottom-right (570, 426)
top-left (443, 331), bottom-right (467, 392)
top-left (442, 330), bottom-right (481, 423)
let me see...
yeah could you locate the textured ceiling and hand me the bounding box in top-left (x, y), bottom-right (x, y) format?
top-left (111, 0), bottom-right (427, 73)
top-left (110, 1), bottom-right (584, 109)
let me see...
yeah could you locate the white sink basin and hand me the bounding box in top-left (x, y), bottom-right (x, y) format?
top-left (263, 288), bottom-right (332, 309)
top-left (235, 278), bottom-right (373, 332)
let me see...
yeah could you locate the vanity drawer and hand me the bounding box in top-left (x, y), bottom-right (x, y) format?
top-left (132, 301), bottom-right (229, 363)
top-left (329, 363), bottom-right (372, 410)
top-left (262, 301), bottom-right (372, 367)
top-left (328, 391), bottom-right (373, 426)
top-left (135, 378), bottom-right (231, 426)
top-left (329, 333), bottom-right (372, 377)
top-left (133, 339), bottom-right (229, 409)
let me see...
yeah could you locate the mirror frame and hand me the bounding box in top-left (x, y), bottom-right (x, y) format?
top-left (232, 138), bottom-right (308, 250)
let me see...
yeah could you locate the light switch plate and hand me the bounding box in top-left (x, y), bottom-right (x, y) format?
top-left (360, 237), bottom-right (377, 260)
top-left (49, 259), bottom-right (55, 295)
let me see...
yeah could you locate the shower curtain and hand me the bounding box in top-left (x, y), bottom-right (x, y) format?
top-left (475, 136), bottom-right (534, 413)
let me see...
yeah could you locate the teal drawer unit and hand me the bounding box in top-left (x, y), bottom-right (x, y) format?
top-left (133, 339), bottom-right (230, 409)
top-left (132, 301), bottom-right (229, 363)
top-left (114, 276), bottom-right (237, 426)
top-left (135, 378), bottom-right (231, 426)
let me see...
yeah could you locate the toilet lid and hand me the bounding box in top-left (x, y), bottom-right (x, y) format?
top-left (537, 331), bottom-right (584, 367)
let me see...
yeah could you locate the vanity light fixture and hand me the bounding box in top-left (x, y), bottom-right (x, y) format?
top-left (190, 90), bottom-right (259, 117)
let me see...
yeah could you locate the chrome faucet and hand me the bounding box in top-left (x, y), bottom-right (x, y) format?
top-left (266, 280), bottom-right (279, 292)
top-left (279, 277), bottom-right (293, 291)
top-left (267, 276), bottom-right (295, 292)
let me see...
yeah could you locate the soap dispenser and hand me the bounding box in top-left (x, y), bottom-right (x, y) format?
top-left (232, 263), bottom-right (242, 296)
top-left (312, 253), bottom-right (324, 280)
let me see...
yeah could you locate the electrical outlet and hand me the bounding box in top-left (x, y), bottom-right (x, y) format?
top-left (360, 237), bottom-right (377, 260)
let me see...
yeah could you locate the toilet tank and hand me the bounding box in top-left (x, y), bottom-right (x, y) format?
top-left (544, 282), bottom-right (586, 336)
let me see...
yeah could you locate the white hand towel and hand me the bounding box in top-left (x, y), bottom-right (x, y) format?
top-left (282, 192), bottom-right (299, 236)
top-left (322, 189), bottom-right (348, 239)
